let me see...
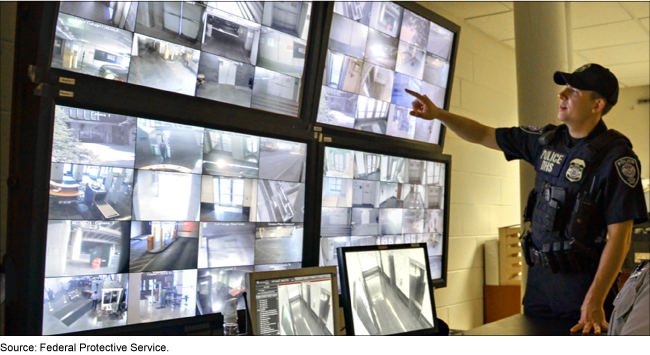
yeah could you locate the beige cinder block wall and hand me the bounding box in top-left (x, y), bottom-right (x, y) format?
top-left (419, 3), bottom-right (521, 330)
top-left (1, 1), bottom-right (17, 337)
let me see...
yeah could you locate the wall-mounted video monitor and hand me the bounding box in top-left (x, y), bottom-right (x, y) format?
top-left (44, 104), bottom-right (308, 334)
top-left (337, 243), bottom-right (438, 335)
top-left (246, 266), bottom-right (340, 335)
top-left (317, 1), bottom-right (457, 145)
top-left (319, 146), bottom-right (448, 283)
top-left (52, 1), bottom-right (313, 118)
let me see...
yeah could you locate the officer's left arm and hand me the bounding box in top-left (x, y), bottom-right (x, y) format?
top-left (570, 220), bottom-right (633, 334)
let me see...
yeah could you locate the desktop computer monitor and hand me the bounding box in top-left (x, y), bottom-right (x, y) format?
top-left (337, 243), bottom-right (438, 335)
top-left (246, 266), bottom-right (340, 335)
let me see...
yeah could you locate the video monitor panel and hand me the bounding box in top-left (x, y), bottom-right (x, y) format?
top-left (370, 3), bottom-right (402, 36)
top-left (59, 2), bottom-right (138, 31)
top-left (52, 12), bottom-right (134, 82)
top-left (129, 221), bottom-right (199, 273)
top-left (52, 2), bottom-right (313, 118)
top-left (256, 180), bottom-right (305, 223)
top-left (45, 221), bottom-right (130, 278)
top-left (128, 33), bottom-right (200, 96)
top-left (337, 244), bottom-right (438, 335)
top-left (254, 223), bottom-right (304, 265)
top-left (333, 2), bottom-right (373, 25)
top-left (51, 106), bottom-right (137, 169)
top-left (135, 118), bottom-right (205, 174)
top-left (45, 104), bottom-right (309, 334)
top-left (198, 222), bottom-right (256, 268)
top-left (196, 53), bottom-right (255, 108)
top-left (258, 27), bottom-right (307, 79)
top-left (318, 87), bottom-right (358, 129)
top-left (251, 67), bottom-right (302, 117)
top-left (203, 7), bottom-right (261, 65)
top-left (49, 163), bottom-right (134, 221)
top-left (320, 147), bottom-right (447, 282)
top-left (197, 265), bottom-right (254, 316)
top-left (43, 273), bottom-right (129, 335)
top-left (135, 2), bottom-right (206, 50)
top-left (261, 2), bottom-right (312, 41)
top-left (258, 137), bottom-right (307, 183)
top-left (200, 176), bottom-right (257, 222)
top-left (202, 129), bottom-right (260, 178)
top-left (317, 2), bottom-right (456, 147)
top-left (246, 266), bottom-right (339, 335)
top-left (126, 269), bottom-right (198, 325)
top-left (132, 170), bottom-right (201, 222)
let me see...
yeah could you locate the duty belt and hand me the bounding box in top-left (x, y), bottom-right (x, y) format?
top-left (523, 238), bottom-right (598, 274)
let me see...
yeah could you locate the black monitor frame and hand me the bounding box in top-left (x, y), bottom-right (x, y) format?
top-left (307, 1), bottom-right (461, 155)
top-left (6, 2), bottom-right (321, 336)
top-left (245, 265), bottom-right (340, 336)
top-left (336, 243), bottom-right (439, 336)
top-left (5, 1), bottom-right (458, 335)
top-left (309, 133), bottom-right (452, 289)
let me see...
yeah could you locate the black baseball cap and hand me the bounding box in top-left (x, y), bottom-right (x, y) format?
top-left (553, 63), bottom-right (619, 105)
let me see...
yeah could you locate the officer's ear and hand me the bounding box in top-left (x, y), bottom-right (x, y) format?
top-left (590, 93), bottom-right (606, 115)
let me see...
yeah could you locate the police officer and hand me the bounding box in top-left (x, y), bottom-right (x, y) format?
top-left (406, 63), bottom-right (648, 334)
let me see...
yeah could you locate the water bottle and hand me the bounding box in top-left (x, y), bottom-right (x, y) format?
top-left (223, 298), bottom-right (239, 336)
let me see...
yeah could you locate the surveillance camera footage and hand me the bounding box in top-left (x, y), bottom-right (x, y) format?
top-left (49, 163), bottom-right (134, 221)
top-left (52, 1), bottom-right (313, 118)
top-left (129, 221), bottom-right (199, 273)
top-left (45, 221), bottom-right (130, 278)
top-left (52, 13), bottom-right (133, 82)
top-left (135, 118), bottom-right (204, 174)
top-left (341, 247), bottom-right (435, 335)
top-left (318, 2), bottom-right (455, 144)
top-left (42, 273), bottom-right (129, 335)
top-left (319, 147), bottom-right (447, 282)
top-left (45, 101), bottom-right (311, 334)
top-left (51, 106), bottom-right (137, 169)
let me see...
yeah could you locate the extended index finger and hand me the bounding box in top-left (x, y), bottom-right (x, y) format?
top-left (405, 88), bottom-right (424, 100)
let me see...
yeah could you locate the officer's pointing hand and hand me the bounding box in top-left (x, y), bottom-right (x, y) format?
top-left (405, 88), bottom-right (441, 121)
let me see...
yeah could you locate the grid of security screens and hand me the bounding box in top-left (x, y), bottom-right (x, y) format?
top-left (320, 147), bottom-right (446, 280)
top-left (43, 104), bottom-right (307, 335)
top-left (51, 1), bottom-right (312, 117)
top-left (317, 2), bottom-right (454, 144)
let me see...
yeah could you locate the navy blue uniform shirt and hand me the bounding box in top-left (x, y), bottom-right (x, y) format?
top-left (495, 120), bottom-right (648, 227)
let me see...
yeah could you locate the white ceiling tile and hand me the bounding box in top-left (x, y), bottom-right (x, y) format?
top-left (466, 12), bottom-right (514, 41)
top-left (641, 17), bottom-right (649, 32)
top-left (427, 2), bottom-right (511, 20)
top-left (571, 2), bottom-right (632, 29)
top-left (618, 75), bottom-right (650, 87)
top-left (620, 2), bottom-right (650, 19)
top-left (579, 42), bottom-right (650, 66)
top-left (572, 20), bottom-right (648, 51)
top-left (608, 62), bottom-right (650, 87)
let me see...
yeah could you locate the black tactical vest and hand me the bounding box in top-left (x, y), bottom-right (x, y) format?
top-left (522, 124), bottom-right (631, 273)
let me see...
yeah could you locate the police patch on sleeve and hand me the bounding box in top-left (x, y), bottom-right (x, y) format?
top-left (614, 157), bottom-right (640, 188)
top-left (520, 126), bottom-right (543, 134)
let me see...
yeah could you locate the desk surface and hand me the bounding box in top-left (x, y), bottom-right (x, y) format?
top-left (464, 314), bottom-right (606, 336)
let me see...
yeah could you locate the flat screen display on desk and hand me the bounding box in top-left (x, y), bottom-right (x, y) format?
top-left (317, 1), bottom-right (457, 145)
top-left (52, 1), bottom-right (313, 118)
top-left (43, 104), bottom-right (308, 335)
top-left (246, 266), bottom-right (339, 335)
top-left (319, 146), bottom-right (448, 284)
top-left (337, 243), bottom-right (438, 335)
